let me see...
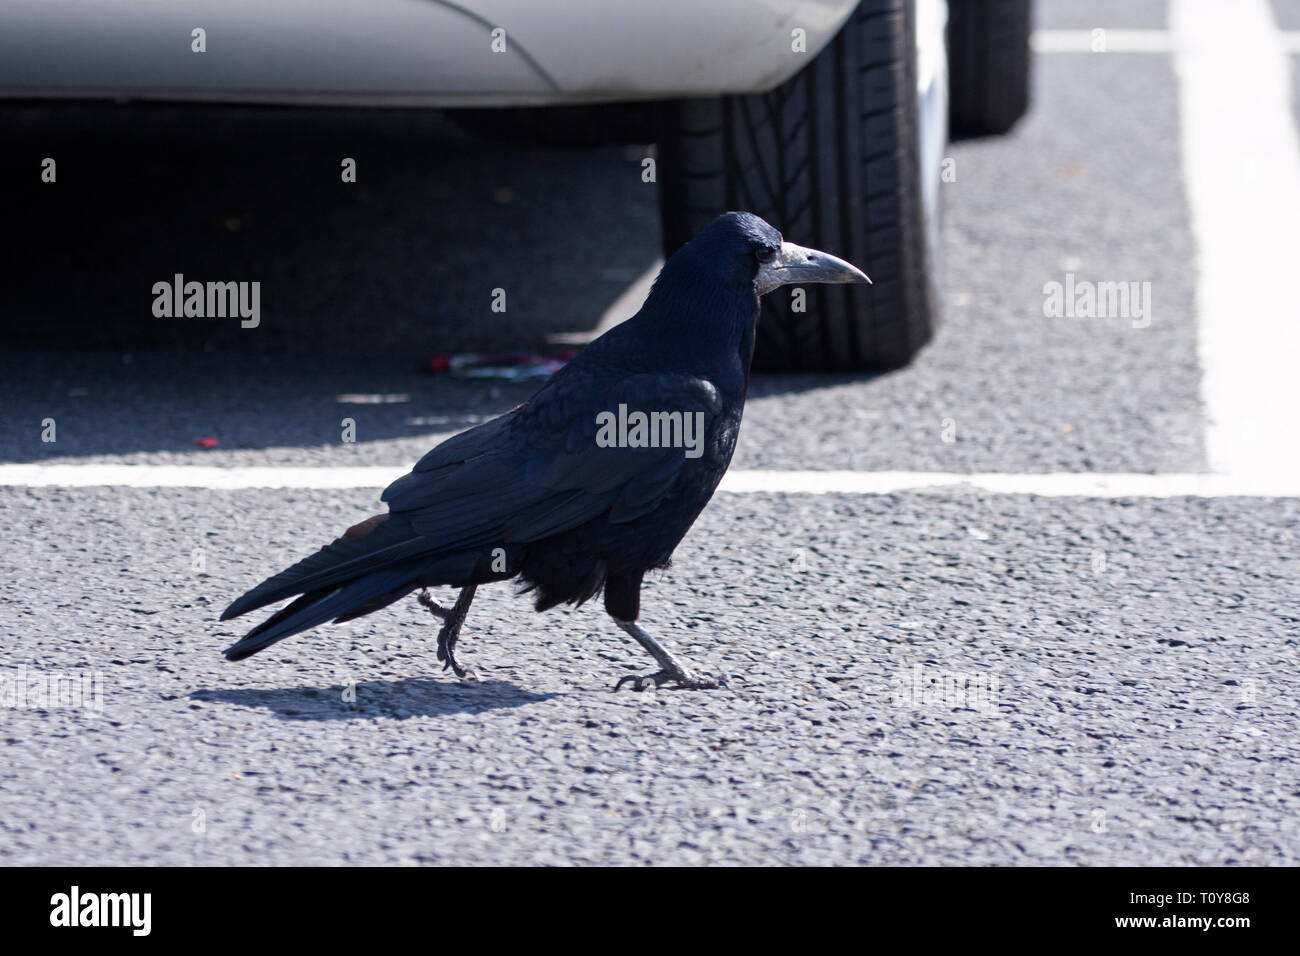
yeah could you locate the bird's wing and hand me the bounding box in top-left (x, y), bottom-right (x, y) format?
top-left (381, 367), bottom-right (724, 544)
top-left (223, 369), bottom-right (723, 622)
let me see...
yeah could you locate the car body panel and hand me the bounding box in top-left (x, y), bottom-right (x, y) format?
top-left (0, 0), bottom-right (860, 106)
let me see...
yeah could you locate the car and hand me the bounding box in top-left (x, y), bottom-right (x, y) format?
top-left (0, 0), bottom-right (1031, 370)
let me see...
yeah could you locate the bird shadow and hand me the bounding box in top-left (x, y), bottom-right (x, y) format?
top-left (189, 676), bottom-right (557, 721)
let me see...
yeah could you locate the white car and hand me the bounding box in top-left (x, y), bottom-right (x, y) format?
top-left (0, 0), bottom-right (1031, 370)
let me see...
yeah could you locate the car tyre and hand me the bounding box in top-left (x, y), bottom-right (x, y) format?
top-left (946, 0), bottom-right (1032, 136)
top-left (656, 0), bottom-right (946, 371)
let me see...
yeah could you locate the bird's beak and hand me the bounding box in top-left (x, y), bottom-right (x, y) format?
top-left (756, 241), bottom-right (872, 295)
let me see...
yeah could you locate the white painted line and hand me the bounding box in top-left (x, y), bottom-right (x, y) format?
top-left (3, 464), bottom-right (1299, 497)
top-left (1033, 28), bottom-right (1300, 54)
top-left (1032, 29), bottom-right (1178, 53)
top-left (0, 465), bottom-right (409, 490)
top-left (1173, 0), bottom-right (1300, 478)
top-left (722, 471), bottom-right (1300, 497)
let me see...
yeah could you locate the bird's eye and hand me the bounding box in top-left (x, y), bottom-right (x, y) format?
top-left (755, 247), bottom-right (776, 264)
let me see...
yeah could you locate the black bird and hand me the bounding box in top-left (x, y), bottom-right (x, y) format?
top-left (221, 212), bottom-right (869, 689)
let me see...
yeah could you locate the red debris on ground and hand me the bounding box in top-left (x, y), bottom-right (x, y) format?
top-left (426, 350), bottom-right (577, 381)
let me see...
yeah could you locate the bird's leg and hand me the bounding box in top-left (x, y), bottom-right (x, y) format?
top-left (612, 619), bottom-right (725, 691)
top-left (417, 585), bottom-right (477, 679)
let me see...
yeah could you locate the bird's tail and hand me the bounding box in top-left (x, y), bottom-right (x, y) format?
top-left (222, 563), bottom-right (427, 661)
top-left (221, 514), bottom-right (428, 623)
top-left (220, 513), bottom-right (495, 661)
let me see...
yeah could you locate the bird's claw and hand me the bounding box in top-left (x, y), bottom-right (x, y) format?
top-left (439, 647), bottom-right (478, 681)
top-left (613, 667), bottom-right (726, 692)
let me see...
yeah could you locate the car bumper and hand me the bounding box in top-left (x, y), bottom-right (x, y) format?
top-left (0, 0), bottom-right (861, 106)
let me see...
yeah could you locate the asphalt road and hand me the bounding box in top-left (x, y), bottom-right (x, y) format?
top-left (1, 0), bottom-right (1299, 865)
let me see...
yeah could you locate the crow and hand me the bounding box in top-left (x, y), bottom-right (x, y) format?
top-left (221, 212), bottom-right (869, 689)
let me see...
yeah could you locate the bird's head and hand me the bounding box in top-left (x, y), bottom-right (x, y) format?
top-left (624, 212), bottom-right (872, 367)
top-left (679, 211), bottom-right (871, 296)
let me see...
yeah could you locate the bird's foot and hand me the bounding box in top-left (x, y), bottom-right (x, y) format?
top-left (438, 643), bottom-right (478, 681)
top-left (419, 587), bottom-right (479, 681)
top-left (613, 666), bottom-right (726, 692)
top-left (417, 589), bottom-right (451, 621)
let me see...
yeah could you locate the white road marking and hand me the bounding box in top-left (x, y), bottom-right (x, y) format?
top-left (1031, 29), bottom-right (1178, 53)
top-left (1173, 0), bottom-right (1300, 479)
top-left (721, 470), bottom-right (1300, 498)
top-left (0, 465), bottom-right (408, 490)
top-left (2, 464), bottom-right (1299, 498)
top-left (1034, 28), bottom-right (1300, 54)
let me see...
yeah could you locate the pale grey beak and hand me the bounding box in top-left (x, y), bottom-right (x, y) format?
top-left (756, 241), bottom-right (872, 295)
